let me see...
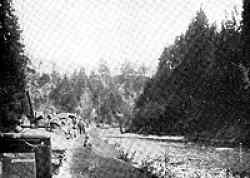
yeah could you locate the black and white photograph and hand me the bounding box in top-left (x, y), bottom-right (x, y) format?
top-left (0, 0), bottom-right (249, 177)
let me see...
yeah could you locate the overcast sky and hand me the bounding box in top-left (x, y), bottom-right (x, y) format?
top-left (13, 0), bottom-right (242, 75)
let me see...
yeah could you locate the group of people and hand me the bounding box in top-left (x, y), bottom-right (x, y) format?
top-left (47, 113), bottom-right (86, 139)
top-left (64, 115), bottom-right (86, 139)
top-left (19, 112), bottom-right (91, 147)
top-left (19, 112), bottom-right (88, 140)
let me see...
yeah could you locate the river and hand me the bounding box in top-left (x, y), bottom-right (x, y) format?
top-left (98, 128), bottom-right (250, 178)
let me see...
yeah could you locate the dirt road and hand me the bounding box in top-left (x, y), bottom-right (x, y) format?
top-left (54, 128), bottom-right (154, 178)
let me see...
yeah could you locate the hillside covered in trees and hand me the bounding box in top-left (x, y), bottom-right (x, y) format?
top-left (130, 5), bottom-right (250, 146)
top-left (27, 61), bottom-right (148, 130)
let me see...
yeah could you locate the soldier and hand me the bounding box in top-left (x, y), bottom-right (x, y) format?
top-left (77, 119), bottom-right (85, 135)
top-left (35, 114), bottom-right (44, 127)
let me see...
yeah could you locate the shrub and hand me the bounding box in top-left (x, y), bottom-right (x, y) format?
top-left (115, 144), bottom-right (136, 163)
top-left (117, 149), bottom-right (136, 163)
top-left (139, 154), bottom-right (175, 178)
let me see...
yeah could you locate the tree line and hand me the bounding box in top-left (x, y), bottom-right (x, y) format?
top-left (130, 3), bottom-right (250, 145)
top-left (27, 61), bottom-right (148, 128)
top-left (1, 0), bottom-right (250, 147)
top-left (0, 0), bottom-right (148, 132)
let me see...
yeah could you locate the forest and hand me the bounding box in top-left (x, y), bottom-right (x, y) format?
top-left (130, 4), bottom-right (250, 146)
top-left (2, 0), bottom-right (250, 177)
top-left (0, 0), bottom-right (148, 133)
top-left (1, 0), bottom-right (250, 147)
top-left (26, 60), bottom-right (148, 130)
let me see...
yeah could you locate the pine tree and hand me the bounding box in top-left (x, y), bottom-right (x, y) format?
top-left (0, 0), bottom-right (28, 131)
top-left (241, 0), bottom-right (250, 144)
top-left (242, 0), bottom-right (250, 67)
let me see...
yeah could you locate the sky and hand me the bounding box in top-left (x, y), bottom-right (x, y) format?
top-left (13, 0), bottom-right (242, 75)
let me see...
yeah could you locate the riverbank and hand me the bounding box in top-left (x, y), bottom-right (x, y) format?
top-left (99, 128), bottom-right (250, 177)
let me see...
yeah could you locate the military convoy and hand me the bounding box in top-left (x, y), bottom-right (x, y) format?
top-left (19, 91), bottom-right (86, 138)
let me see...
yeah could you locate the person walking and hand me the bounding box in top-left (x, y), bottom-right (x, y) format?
top-left (77, 119), bottom-right (85, 135)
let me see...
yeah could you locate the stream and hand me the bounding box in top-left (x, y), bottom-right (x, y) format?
top-left (99, 128), bottom-right (250, 177)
